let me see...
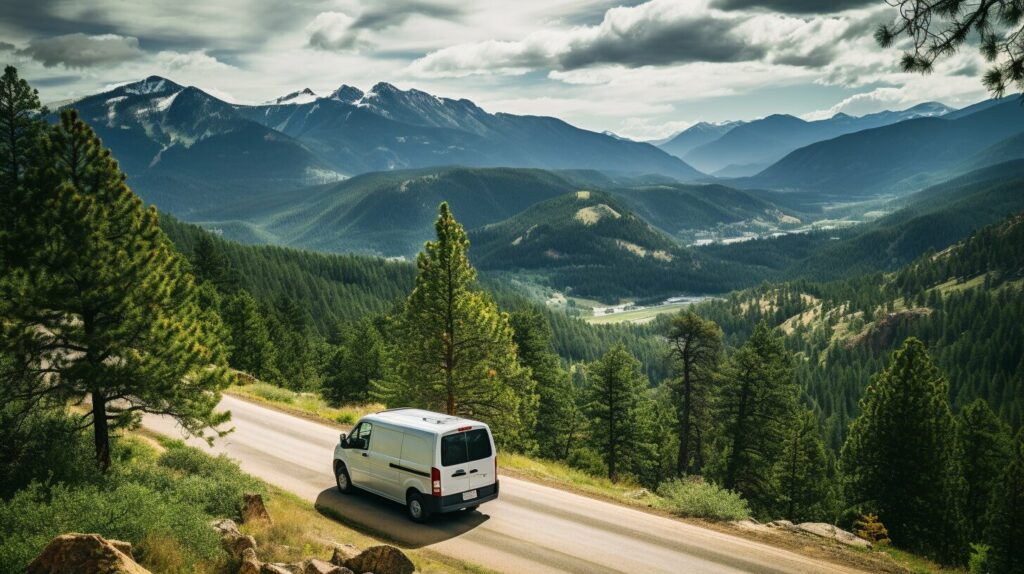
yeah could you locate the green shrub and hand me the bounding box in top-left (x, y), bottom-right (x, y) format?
top-left (566, 447), bottom-right (608, 477)
top-left (968, 543), bottom-right (989, 574)
top-left (335, 412), bottom-right (356, 425)
top-left (248, 382), bottom-right (296, 404)
top-left (0, 405), bottom-right (100, 497)
top-left (0, 480), bottom-right (222, 573)
top-left (655, 478), bottom-right (751, 521)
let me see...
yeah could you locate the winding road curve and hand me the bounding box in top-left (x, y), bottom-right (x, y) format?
top-left (143, 395), bottom-right (865, 574)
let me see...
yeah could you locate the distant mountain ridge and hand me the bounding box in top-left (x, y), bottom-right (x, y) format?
top-left (670, 102), bottom-right (954, 176)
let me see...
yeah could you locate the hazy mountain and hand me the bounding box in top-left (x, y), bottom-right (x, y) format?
top-left (682, 103), bottom-right (953, 175)
top-left (744, 97), bottom-right (1024, 197)
top-left (658, 121), bottom-right (744, 159)
top-left (192, 167), bottom-right (581, 256)
top-left (59, 76), bottom-right (343, 213)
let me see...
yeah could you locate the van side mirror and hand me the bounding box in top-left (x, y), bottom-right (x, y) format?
top-left (339, 432), bottom-right (347, 446)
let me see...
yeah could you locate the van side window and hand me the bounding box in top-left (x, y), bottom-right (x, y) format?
top-left (350, 422), bottom-right (372, 450)
top-left (441, 429), bottom-right (492, 466)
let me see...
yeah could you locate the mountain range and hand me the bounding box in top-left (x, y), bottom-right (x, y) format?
top-left (58, 76), bottom-right (701, 215)
top-left (661, 102), bottom-right (953, 176)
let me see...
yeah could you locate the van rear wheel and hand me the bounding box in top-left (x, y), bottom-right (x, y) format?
top-left (335, 463), bottom-right (353, 494)
top-left (407, 492), bottom-right (430, 523)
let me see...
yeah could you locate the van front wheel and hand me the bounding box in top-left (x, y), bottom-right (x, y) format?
top-left (407, 492), bottom-right (430, 523)
top-left (335, 463), bottom-right (353, 494)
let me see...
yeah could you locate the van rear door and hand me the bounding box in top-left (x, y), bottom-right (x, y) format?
top-left (467, 427), bottom-right (496, 490)
top-left (440, 431), bottom-right (471, 496)
top-left (440, 427), bottom-right (495, 496)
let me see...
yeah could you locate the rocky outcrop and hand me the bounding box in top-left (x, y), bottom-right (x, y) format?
top-left (796, 522), bottom-right (871, 548)
top-left (210, 518), bottom-right (258, 559)
top-left (242, 493), bottom-right (272, 524)
top-left (239, 548), bottom-right (262, 574)
top-left (27, 533), bottom-right (151, 574)
top-left (300, 558), bottom-right (352, 574)
top-left (335, 545), bottom-right (415, 574)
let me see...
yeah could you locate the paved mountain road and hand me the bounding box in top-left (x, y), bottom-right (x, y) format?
top-left (143, 395), bottom-right (865, 574)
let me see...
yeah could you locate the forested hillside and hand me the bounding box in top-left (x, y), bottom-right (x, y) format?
top-left (693, 213), bottom-right (1024, 448)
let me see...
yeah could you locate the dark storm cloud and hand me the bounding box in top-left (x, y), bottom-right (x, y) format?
top-left (0, 42), bottom-right (16, 52)
top-left (558, 15), bottom-right (765, 69)
top-left (17, 33), bottom-right (143, 68)
top-left (714, 0), bottom-right (876, 14)
top-left (350, 0), bottom-right (462, 31)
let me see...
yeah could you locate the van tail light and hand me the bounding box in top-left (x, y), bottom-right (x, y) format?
top-left (431, 467), bottom-right (441, 497)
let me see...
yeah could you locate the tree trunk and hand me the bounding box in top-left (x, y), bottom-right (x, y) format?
top-left (92, 393), bottom-right (111, 472)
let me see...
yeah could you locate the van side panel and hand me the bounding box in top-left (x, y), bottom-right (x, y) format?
top-left (372, 424), bottom-right (406, 499)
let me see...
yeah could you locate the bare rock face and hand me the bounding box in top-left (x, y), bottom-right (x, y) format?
top-left (27, 533), bottom-right (151, 574)
top-left (341, 545), bottom-right (415, 574)
top-left (211, 518), bottom-right (242, 537)
top-left (260, 564), bottom-right (297, 574)
top-left (239, 548), bottom-right (262, 574)
top-left (796, 522), bottom-right (872, 548)
top-left (242, 493), bottom-right (273, 524)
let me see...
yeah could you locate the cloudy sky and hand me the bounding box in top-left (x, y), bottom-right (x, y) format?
top-left (1, 0), bottom-right (993, 140)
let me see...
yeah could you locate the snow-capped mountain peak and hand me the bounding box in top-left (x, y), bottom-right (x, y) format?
top-left (265, 88), bottom-right (319, 106)
top-left (329, 84), bottom-right (364, 103)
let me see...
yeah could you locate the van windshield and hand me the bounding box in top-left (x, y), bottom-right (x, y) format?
top-left (441, 429), bottom-right (492, 466)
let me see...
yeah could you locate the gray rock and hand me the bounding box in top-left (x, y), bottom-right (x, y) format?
top-left (342, 545), bottom-right (415, 574)
top-left (301, 558), bottom-right (352, 574)
top-left (329, 545), bottom-right (361, 566)
top-left (211, 519), bottom-right (242, 537)
top-left (27, 533), bottom-right (151, 574)
top-left (797, 522), bottom-right (872, 548)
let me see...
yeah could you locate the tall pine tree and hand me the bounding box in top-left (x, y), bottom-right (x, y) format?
top-left (584, 344), bottom-right (647, 482)
top-left (510, 309), bottom-right (578, 458)
top-left (984, 428), bottom-right (1024, 574)
top-left (666, 310), bottom-right (722, 476)
top-left (841, 337), bottom-right (967, 565)
top-left (957, 398), bottom-right (1011, 542)
top-left (323, 317), bottom-right (385, 404)
top-left (716, 321), bottom-right (798, 513)
top-left (2, 109), bottom-right (232, 470)
top-left (774, 409), bottom-right (829, 522)
top-left (375, 203), bottom-right (535, 445)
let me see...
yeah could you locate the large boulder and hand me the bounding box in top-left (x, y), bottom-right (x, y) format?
top-left (239, 548), bottom-right (261, 574)
top-left (329, 545), bottom-right (360, 567)
top-left (242, 493), bottom-right (272, 524)
top-left (341, 545), bottom-right (415, 574)
top-left (261, 564), bottom-right (299, 574)
top-left (797, 522), bottom-right (872, 548)
top-left (210, 517), bottom-right (257, 559)
top-left (27, 533), bottom-right (151, 574)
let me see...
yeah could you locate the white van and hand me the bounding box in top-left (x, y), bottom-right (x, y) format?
top-left (332, 408), bottom-right (499, 522)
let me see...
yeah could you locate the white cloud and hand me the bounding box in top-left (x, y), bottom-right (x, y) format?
top-left (306, 11), bottom-right (361, 51)
top-left (155, 50), bottom-right (231, 71)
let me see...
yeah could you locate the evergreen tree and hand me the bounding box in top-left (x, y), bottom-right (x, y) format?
top-left (510, 308), bottom-right (578, 458)
top-left (190, 233), bottom-right (238, 292)
top-left (323, 317), bottom-right (385, 404)
top-left (666, 310), bottom-right (722, 475)
top-left (1, 110), bottom-right (232, 470)
top-left (221, 290), bottom-right (279, 383)
top-left (0, 66), bottom-right (45, 265)
top-left (774, 409), bottom-right (829, 522)
top-left (984, 429), bottom-right (1024, 574)
top-left (716, 321), bottom-right (798, 512)
top-left (375, 203), bottom-right (536, 445)
top-left (957, 398), bottom-right (1012, 542)
top-left (841, 337), bottom-right (967, 565)
top-left (584, 344), bottom-right (647, 482)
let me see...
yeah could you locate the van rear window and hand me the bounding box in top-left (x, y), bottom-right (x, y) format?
top-left (441, 429), bottom-right (492, 466)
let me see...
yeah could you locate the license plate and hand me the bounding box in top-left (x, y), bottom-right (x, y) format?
top-left (462, 490), bottom-right (477, 501)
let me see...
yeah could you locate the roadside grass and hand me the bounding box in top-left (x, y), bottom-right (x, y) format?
top-left (228, 382), bottom-right (382, 426)
top-left (877, 546), bottom-right (967, 574)
top-left (498, 453), bottom-right (660, 506)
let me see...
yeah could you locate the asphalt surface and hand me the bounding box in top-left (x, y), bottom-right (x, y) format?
top-left (143, 395), bottom-right (864, 574)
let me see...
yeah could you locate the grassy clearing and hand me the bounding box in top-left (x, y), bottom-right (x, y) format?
top-left (584, 302), bottom-right (690, 324)
top-left (229, 382), bottom-right (382, 426)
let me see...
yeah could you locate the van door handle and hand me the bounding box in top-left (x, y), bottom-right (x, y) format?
top-left (452, 470), bottom-right (467, 477)
top-left (469, 469), bottom-right (479, 474)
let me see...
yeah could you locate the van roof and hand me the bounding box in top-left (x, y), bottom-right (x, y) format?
top-left (361, 408), bottom-right (488, 434)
